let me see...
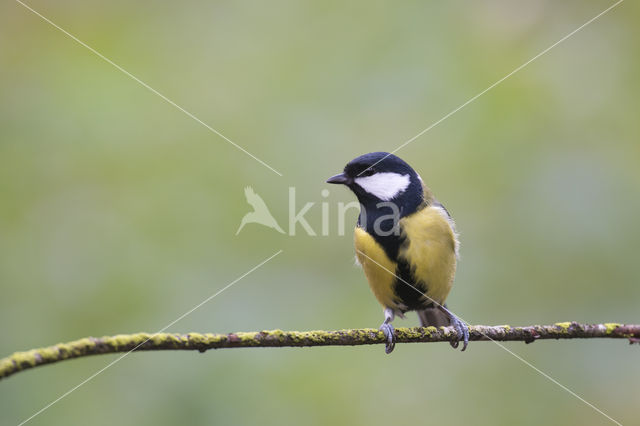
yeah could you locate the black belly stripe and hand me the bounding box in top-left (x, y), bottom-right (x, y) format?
top-left (393, 260), bottom-right (433, 312)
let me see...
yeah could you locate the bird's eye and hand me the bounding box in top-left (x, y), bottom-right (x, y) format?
top-left (360, 168), bottom-right (375, 177)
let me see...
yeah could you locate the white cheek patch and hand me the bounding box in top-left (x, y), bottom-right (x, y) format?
top-left (354, 172), bottom-right (411, 201)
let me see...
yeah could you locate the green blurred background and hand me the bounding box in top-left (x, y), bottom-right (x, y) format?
top-left (1, 1), bottom-right (639, 424)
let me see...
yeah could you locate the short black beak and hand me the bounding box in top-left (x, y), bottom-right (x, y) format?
top-left (326, 173), bottom-right (350, 185)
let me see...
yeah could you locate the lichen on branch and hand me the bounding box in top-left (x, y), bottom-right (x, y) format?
top-left (1, 322), bottom-right (638, 381)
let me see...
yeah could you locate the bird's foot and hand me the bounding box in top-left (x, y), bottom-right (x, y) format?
top-left (379, 322), bottom-right (396, 354)
top-left (448, 314), bottom-right (469, 351)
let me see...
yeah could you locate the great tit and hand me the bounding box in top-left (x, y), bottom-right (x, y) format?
top-left (327, 152), bottom-right (469, 353)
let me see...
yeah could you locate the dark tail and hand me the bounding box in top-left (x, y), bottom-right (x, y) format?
top-left (417, 306), bottom-right (451, 328)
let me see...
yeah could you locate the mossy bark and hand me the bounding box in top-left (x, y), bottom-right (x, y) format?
top-left (2, 322), bottom-right (638, 381)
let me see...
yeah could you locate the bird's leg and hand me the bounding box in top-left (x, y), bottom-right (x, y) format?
top-left (439, 304), bottom-right (469, 351)
top-left (379, 308), bottom-right (396, 354)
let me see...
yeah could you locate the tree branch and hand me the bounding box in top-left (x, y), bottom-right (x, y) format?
top-left (1, 322), bottom-right (638, 381)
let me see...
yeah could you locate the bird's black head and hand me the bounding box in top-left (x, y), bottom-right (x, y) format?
top-left (326, 152), bottom-right (425, 234)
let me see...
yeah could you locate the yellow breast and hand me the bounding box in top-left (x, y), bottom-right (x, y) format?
top-left (353, 204), bottom-right (458, 312)
top-left (398, 205), bottom-right (458, 305)
top-left (354, 227), bottom-right (399, 310)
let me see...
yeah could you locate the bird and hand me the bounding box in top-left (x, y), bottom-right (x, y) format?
top-left (326, 152), bottom-right (468, 354)
top-left (236, 186), bottom-right (285, 235)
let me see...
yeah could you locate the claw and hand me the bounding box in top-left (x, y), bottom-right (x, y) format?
top-left (448, 314), bottom-right (469, 351)
top-left (379, 322), bottom-right (396, 354)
